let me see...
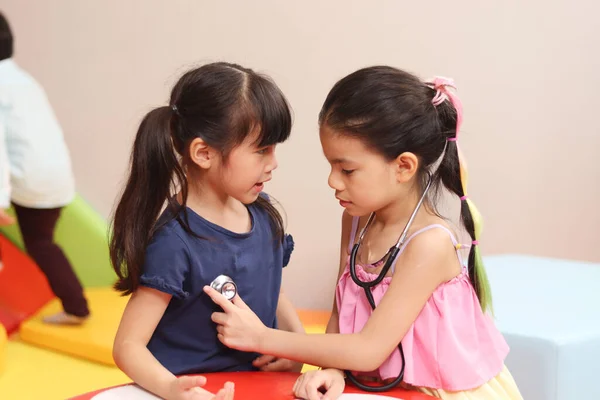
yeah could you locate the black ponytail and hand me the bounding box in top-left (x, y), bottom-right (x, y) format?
top-left (434, 96), bottom-right (492, 313)
top-left (110, 106), bottom-right (186, 294)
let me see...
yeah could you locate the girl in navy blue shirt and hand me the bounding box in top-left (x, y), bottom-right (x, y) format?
top-left (110, 62), bottom-right (302, 400)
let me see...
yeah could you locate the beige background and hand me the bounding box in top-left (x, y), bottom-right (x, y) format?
top-left (1, 0), bottom-right (599, 309)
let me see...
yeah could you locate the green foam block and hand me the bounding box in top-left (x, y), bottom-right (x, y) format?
top-left (0, 194), bottom-right (116, 288)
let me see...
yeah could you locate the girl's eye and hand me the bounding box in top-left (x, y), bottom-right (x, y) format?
top-left (342, 169), bottom-right (355, 175)
top-left (257, 148), bottom-right (269, 155)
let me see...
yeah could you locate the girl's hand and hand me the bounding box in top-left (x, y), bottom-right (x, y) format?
top-left (252, 354), bottom-right (303, 373)
top-left (293, 369), bottom-right (345, 400)
top-left (169, 376), bottom-right (235, 400)
top-left (203, 285), bottom-right (267, 353)
top-left (212, 381), bottom-right (235, 400)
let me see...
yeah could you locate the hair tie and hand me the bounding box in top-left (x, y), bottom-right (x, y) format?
top-left (472, 240), bottom-right (479, 246)
top-left (460, 195), bottom-right (468, 201)
top-left (447, 137), bottom-right (458, 142)
top-left (425, 76), bottom-right (463, 135)
top-left (426, 77), bottom-right (456, 106)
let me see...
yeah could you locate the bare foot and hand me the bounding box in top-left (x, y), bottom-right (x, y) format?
top-left (42, 311), bottom-right (89, 325)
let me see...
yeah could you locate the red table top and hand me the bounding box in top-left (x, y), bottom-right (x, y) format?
top-left (70, 372), bottom-right (436, 399)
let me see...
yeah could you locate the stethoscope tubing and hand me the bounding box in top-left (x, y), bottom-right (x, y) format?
top-left (344, 173), bottom-right (433, 392)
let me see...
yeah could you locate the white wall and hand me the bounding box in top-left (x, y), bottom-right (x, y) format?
top-left (2, 0), bottom-right (599, 309)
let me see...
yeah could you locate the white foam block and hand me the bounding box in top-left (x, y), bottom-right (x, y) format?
top-left (485, 255), bottom-right (600, 400)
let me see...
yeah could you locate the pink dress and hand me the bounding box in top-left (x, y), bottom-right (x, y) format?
top-left (336, 217), bottom-right (509, 391)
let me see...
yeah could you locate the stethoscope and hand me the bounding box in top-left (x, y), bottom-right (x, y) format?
top-left (210, 275), bottom-right (237, 300)
top-left (345, 173), bottom-right (433, 392)
top-left (209, 173), bottom-right (433, 392)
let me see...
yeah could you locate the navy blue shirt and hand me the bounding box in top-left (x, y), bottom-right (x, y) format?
top-left (140, 198), bottom-right (294, 375)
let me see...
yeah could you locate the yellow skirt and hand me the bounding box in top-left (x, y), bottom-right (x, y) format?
top-left (408, 365), bottom-right (523, 400)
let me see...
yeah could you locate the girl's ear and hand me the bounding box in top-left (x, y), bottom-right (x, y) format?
top-left (189, 138), bottom-right (215, 169)
top-left (394, 152), bottom-right (419, 183)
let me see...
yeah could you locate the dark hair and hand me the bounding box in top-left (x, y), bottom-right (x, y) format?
top-left (319, 66), bottom-right (492, 312)
top-left (0, 13), bottom-right (13, 61)
top-left (110, 62), bottom-right (292, 295)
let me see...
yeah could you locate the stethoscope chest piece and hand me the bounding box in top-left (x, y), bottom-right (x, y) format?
top-left (210, 275), bottom-right (237, 301)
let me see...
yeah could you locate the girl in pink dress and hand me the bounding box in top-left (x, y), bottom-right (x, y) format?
top-left (205, 66), bottom-right (523, 400)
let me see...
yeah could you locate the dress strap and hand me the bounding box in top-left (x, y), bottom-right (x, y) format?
top-left (347, 216), bottom-right (360, 254)
top-left (391, 224), bottom-right (464, 274)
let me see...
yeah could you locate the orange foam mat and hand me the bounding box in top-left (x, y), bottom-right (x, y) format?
top-left (297, 309), bottom-right (331, 327)
top-left (0, 235), bottom-right (55, 334)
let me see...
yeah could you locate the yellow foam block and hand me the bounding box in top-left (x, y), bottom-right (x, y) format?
top-left (20, 287), bottom-right (129, 365)
top-left (0, 324), bottom-right (6, 374)
top-left (0, 337), bottom-right (129, 400)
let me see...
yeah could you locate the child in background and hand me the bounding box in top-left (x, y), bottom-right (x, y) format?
top-left (0, 12), bottom-right (89, 325)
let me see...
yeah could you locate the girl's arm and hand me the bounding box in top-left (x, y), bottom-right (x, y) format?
top-left (275, 289), bottom-right (305, 334)
top-left (325, 211), bottom-right (354, 336)
top-left (325, 210), bottom-right (364, 340)
top-left (253, 289), bottom-right (306, 372)
top-left (113, 287), bottom-right (216, 399)
top-left (208, 226), bottom-right (457, 372)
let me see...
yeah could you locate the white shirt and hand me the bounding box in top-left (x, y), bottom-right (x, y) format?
top-left (0, 59), bottom-right (75, 209)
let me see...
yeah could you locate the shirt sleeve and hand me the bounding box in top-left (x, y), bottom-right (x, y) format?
top-left (140, 227), bottom-right (191, 299)
top-left (282, 233), bottom-right (294, 268)
top-left (0, 116), bottom-right (11, 208)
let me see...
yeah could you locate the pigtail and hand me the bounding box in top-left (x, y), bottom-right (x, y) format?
top-left (432, 79), bottom-right (493, 313)
top-left (255, 195), bottom-right (285, 242)
top-left (110, 106), bottom-right (186, 295)
top-left (456, 147), bottom-right (492, 314)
